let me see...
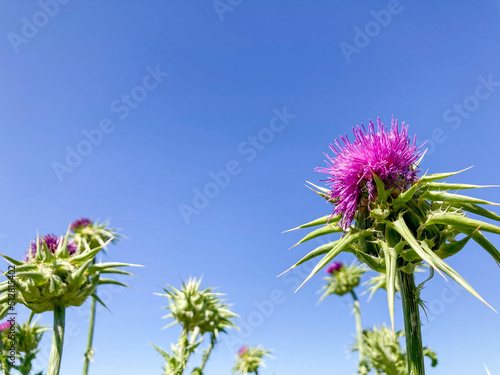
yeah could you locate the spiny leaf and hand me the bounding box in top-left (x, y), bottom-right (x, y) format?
top-left (419, 241), bottom-right (495, 312)
top-left (467, 230), bottom-right (500, 265)
top-left (422, 190), bottom-right (500, 207)
top-left (283, 214), bottom-right (340, 233)
top-left (295, 230), bottom-right (372, 292)
top-left (419, 166), bottom-right (472, 183)
top-left (98, 279), bottom-right (130, 288)
top-left (278, 241), bottom-right (340, 277)
top-left (91, 293), bottom-right (110, 312)
top-left (427, 213), bottom-right (500, 235)
top-left (449, 203), bottom-right (500, 222)
top-left (389, 215), bottom-right (445, 279)
top-left (0, 255), bottom-right (24, 266)
top-left (428, 182), bottom-right (498, 191)
top-left (289, 224), bottom-right (343, 249)
top-left (392, 183), bottom-right (419, 206)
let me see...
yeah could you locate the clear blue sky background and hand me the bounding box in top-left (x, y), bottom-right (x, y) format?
top-left (0, 1), bottom-right (500, 374)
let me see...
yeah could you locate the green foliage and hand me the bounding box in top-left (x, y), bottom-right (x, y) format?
top-left (284, 168), bottom-right (500, 329)
top-left (352, 326), bottom-right (438, 375)
top-left (154, 278), bottom-right (237, 375)
top-left (0, 316), bottom-right (49, 375)
top-left (0, 231), bottom-right (139, 316)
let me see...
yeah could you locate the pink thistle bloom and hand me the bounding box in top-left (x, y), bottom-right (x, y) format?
top-left (237, 345), bottom-right (249, 356)
top-left (326, 262), bottom-right (343, 274)
top-left (316, 118), bottom-right (420, 230)
top-left (70, 218), bottom-right (92, 231)
top-left (0, 321), bottom-right (10, 331)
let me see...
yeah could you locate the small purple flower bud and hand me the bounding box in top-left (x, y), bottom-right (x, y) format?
top-left (237, 345), bottom-right (248, 356)
top-left (70, 218), bottom-right (92, 232)
top-left (326, 262), bottom-right (343, 274)
top-left (0, 321), bottom-right (10, 331)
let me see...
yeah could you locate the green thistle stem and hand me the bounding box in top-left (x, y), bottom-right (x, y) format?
top-left (351, 290), bottom-right (366, 373)
top-left (399, 270), bottom-right (425, 375)
top-left (199, 334), bottom-right (216, 372)
top-left (82, 295), bottom-right (97, 375)
top-left (1, 359), bottom-right (11, 375)
top-left (47, 304), bottom-right (66, 375)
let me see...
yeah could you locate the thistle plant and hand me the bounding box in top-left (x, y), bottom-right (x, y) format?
top-left (352, 325), bottom-right (437, 375)
top-left (69, 218), bottom-right (122, 375)
top-left (232, 345), bottom-right (272, 375)
top-left (319, 262), bottom-right (369, 374)
top-left (0, 314), bottom-right (49, 375)
top-left (0, 226), bottom-right (139, 375)
top-left (283, 118), bottom-right (500, 374)
top-left (153, 278), bottom-right (237, 375)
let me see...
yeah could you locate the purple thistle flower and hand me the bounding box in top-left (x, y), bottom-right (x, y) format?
top-left (24, 234), bottom-right (78, 261)
top-left (326, 262), bottom-right (343, 274)
top-left (71, 218), bottom-right (92, 231)
top-left (316, 118), bottom-right (420, 230)
top-left (237, 345), bottom-right (248, 356)
top-left (0, 321), bottom-right (10, 332)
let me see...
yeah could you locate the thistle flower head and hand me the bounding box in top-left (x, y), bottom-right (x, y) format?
top-left (237, 345), bottom-right (249, 356)
top-left (158, 277), bottom-right (237, 336)
top-left (0, 226), bottom-right (138, 317)
top-left (70, 219), bottom-right (120, 252)
top-left (25, 234), bottom-right (77, 261)
top-left (316, 118), bottom-right (420, 229)
top-left (232, 345), bottom-right (272, 374)
top-left (319, 262), bottom-right (367, 300)
top-left (326, 261), bottom-right (343, 274)
top-left (70, 218), bottom-right (92, 231)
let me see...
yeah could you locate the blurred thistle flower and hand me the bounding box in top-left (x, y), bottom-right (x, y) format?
top-left (315, 118), bottom-right (420, 230)
top-left (70, 218), bottom-right (92, 231)
top-left (232, 345), bottom-right (272, 375)
top-left (0, 316), bottom-right (50, 375)
top-left (326, 261), bottom-right (343, 274)
top-left (157, 277), bottom-right (237, 336)
top-left (69, 218), bottom-right (121, 252)
top-left (0, 321), bottom-right (9, 332)
top-left (352, 325), bottom-right (438, 375)
top-left (319, 262), bottom-right (367, 300)
top-left (238, 345), bottom-right (249, 356)
top-left (153, 278), bottom-right (237, 375)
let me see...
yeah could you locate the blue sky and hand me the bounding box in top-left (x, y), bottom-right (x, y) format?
top-left (1, 1), bottom-right (500, 374)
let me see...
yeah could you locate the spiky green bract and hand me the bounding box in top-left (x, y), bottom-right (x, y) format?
top-left (319, 262), bottom-right (367, 301)
top-left (284, 167), bottom-right (500, 329)
top-left (70, 219), bottom-right (122, 253)
top-left (232, 346), bottom-right (272, 375)
top-left (0, 231), bottom-right (139, 317)
top-left (157, 278), bottom-right (237, 336)
top-left (352, 325), bottom-right (438, 375)
top-left (154, 278), bottom-right (237, 375)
